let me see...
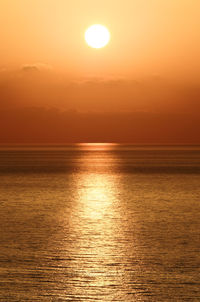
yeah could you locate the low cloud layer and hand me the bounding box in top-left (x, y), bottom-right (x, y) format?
top-left (0, 67), bottom-right (200, 143)
top-left (0, 107), bottom-right (199, 144)
top-left (0, 67), bottom-right (200, 113)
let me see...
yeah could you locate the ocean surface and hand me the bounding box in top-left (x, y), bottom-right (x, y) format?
top-left (0, 144), bottom-right (200, 301)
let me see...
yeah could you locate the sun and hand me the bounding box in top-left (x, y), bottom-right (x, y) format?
top-left (85, 24), bottom-right (110, 49)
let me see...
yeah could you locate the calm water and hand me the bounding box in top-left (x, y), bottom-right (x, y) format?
top-left (0, 144), bottom-right (200, 301)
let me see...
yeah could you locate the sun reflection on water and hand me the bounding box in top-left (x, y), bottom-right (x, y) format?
top-left (67, 144), bottom-right (128, 299)
top-left (78, 173), bottom-right (115, 221)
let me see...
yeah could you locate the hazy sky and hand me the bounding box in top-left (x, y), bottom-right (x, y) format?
top-left (1, 0), bottom-right (200, 77)
top-left (0, 0), bottom-right (200, 143)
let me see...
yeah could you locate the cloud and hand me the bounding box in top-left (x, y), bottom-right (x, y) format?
top-left (0, 68), bottom-right (199, 114)
top-left (71, 75), bottom-right (130, 86)
top-left (0, 107), bottom-right (199, 144)
top-left (21, 65), bottom-right (39, 73)
top-left (21, 63), bottom-right (53, 73)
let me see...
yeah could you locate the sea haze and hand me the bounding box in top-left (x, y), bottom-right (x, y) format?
top-left (0, 144), bottom-right (200, 301)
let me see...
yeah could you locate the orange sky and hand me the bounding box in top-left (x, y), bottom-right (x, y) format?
top-left (1, 0), bottom-right (200, 77)
top-left (0, 0), bottom-right (200, 143)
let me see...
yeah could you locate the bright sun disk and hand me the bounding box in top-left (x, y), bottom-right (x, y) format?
top-left (85, 24), bottom-right (110, 49)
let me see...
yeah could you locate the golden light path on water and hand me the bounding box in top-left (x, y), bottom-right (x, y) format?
top-left (65, 143), bottom-right (140, 300)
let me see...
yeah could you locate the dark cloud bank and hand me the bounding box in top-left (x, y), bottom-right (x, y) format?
top-left (0, 67), bottom-right (200, 144)
top-left (0, 107), bottom-right (199, 144)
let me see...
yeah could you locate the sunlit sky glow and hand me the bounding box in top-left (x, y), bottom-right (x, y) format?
top-left (0, 0), bottom-right (199, 78)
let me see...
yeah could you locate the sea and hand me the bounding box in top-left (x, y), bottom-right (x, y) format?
top-left (0, 144), bottom-right (200, 301)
